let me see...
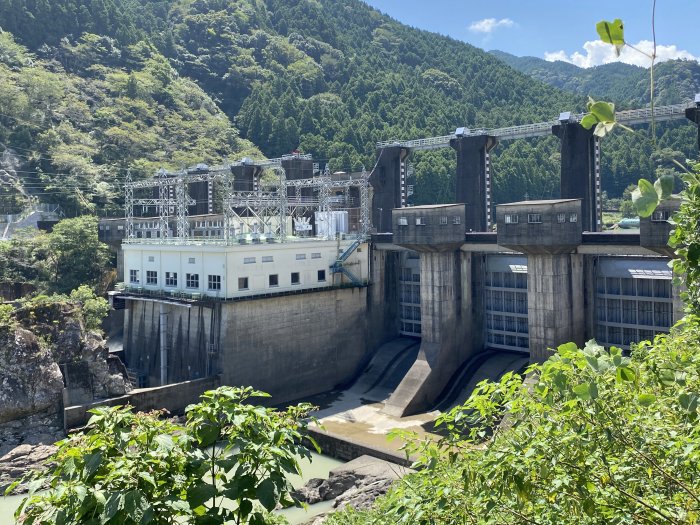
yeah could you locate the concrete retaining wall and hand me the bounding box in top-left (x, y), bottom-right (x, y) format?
top-left (220, 286), bottom-right (370, 404)
top-left (307, 427), bottom-right (413, 467)
top-left (64, 376), bottom-right (220, 430)
top-left (124, 301), bottom-right (220, 386)
top-left (123, 285), bottom-right (374, 405)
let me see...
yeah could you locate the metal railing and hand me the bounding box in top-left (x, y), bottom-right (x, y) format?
top-left (377, 99), bottom-right (698, 150)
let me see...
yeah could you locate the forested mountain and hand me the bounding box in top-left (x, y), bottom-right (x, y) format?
top-left (0, 0), bottom-right (697, 215)
top-left (489, 50), bottom-right (700, 107)
top-left (0, 31), bottom-right (260, 216)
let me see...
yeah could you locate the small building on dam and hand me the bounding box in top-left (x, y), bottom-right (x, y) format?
top-left (104, 96), bottom-right (700, 417)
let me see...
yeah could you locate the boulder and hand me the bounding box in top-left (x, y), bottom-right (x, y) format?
top-left (296, 455), bottom-right (413, 523)
top-left (0, 327), bottom-right (64, 424)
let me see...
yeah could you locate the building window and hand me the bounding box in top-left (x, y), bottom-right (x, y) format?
top-left (652, 210), bottom-right (670, 222)
top-left (439, 216), bottom-right (448, 225)
top-left (188, 257), bottom-right (196, 264)
top-left (146, 271), bottom-right (157, 285)
top-left (296, 254), bottom-right (306, 260)
top-left (528, 214), bottom-right (542, 224)
top-left (398, 217), bottom-right (408, 226)
top-left (148, 256), bottom-right (155, 262)
top-left (165, 272), bottom-right (177, 287)
top-left (291, 272), bottom-right (300, 285)
top-left (238, 277), bottom-right (249, 290)
top-left (311, 252), bottom-right (322, 259)
top-left (557, 213), bottom-right (566, 223)
top-left (244, 257), bottom-right (256, 264)
top-left (129, 269), bottom-right (139, 284)
top-left (186, 273), bottom-right (199, 289)
top-left (415, 217), bottom-right (427, 226)
top-left (318, 269), bottom-right (326, 282)
top-left (269, 274), bottom-right (279, 287)
top-left (208, 275), bottom-right (221, 291)
top-left (504, 214), bottom-right (519, 224)
top-left (452, 216), bottom-right (461, 225)
top-left (569, 213), bottom-right (578, 223)
top-left (262, 256), bottom-right (274, 263)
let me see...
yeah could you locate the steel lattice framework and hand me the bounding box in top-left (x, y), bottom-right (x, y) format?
top-left (124, 158), bottom-right (371, 244)
top-left (376, 99), bottom-right (699, 151)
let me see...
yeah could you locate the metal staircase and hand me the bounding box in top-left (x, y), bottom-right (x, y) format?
top-left (331, 239), bottom-right (364, 286)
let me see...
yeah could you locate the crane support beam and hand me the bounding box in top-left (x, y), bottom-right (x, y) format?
top-left (377, 99), bottom-right (698, 151)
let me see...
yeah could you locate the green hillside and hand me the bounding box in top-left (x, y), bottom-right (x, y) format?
top-left (0, 0), bottom-right (697, 215)
top-left (489, 50), bottom-right (700, 107)
top-left (0, 30), bottom-right (260, 216)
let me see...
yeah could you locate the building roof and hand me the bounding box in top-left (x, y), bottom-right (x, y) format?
top-left (497, 199), bottom-right (580, 207)
top-left (394, 203), bottom-right (465, 210)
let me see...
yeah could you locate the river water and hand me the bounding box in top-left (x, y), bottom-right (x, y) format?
top-left (0, 453), bottom-right (342, 524)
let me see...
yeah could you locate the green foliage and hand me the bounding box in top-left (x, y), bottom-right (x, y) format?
top-left (9, 386), bottom-right (317, 524)
top-left (580, 97), bottom-right (620, 138)
top-left (47, 216), bottom-right (111, 294)
top-left (2, 0), bottom-right (695, 209)
top-left (669, 163), bottom-right (700, 315)
top-left (619, 197), bottom-right (637, 218)
top-left (0, 303), bottom-right (15, 330)
top-left (69, 285), bottom-right (110, 331)
top-left (328, 333), bottom-right (700, 525)
top-left (0, 31), bottom-right (257, 216)
top-left (596, 19), bottom-right (626, 56)
top-left (1, 0), bottom-right (583, 208)
top-left (185, 386), bottom-right (318, 523)
top-left (0, 217), bottom-right (110, 297)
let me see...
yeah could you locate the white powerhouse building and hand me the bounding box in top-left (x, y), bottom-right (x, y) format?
top-left (119, 157), bottom-right (371, 300)
top-left (123, 238), bottom-right (368, 299)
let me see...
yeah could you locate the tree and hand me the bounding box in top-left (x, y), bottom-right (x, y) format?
top-left (46, 216), bottom-right (111, 294)
top-left (69, 285), bottom-right (110, 331)
top-left (11, 386), bottom-right (318, 525)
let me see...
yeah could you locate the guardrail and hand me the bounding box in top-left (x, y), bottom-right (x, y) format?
top-left (377, 99), bottom-right (697, 150)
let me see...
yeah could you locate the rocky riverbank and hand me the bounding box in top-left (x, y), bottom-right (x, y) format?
top-left (293, 455), bottom-right (412, 523)
top-left (0, 411), bottom-right (62, 495)
top-left (0, 299), bottom-right (130, 493)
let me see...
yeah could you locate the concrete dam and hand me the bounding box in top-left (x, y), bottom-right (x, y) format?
top-left (99, 98), bottom-right (699, 422)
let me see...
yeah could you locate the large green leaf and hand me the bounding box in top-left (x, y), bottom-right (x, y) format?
top-left (654, 174), bottom-right (674, 201)
top-left (102, 492), bottom-right (125, 523)
top-left (581, 99), bottom-right (617, 137)
top-left (572, 383), bottom-right (591, 400)
top-left (238, 499), bottom-right (254, 519)
top-left (617, 366), bottom-right (636, 383)
top-left (632, 179), bottom-right (659, 218)
top-left (256, 478), bottom-right (279, 512)
top-left (638, 394), bottom-right (656, 407)
top-left (124, 490), bottom-right (150, 523)
top-left (154, 433), bottom-right (175, 452)
top-left (580, 113), bottom-right (598, 130)
top-left (596, 19), bottom-right (625, 56)
top-left (194, 421), bottom-right (220, 447)
top-left (187, 484), bottom-right (216, 509)
top-left (588, 100), bottom-right (615, 123)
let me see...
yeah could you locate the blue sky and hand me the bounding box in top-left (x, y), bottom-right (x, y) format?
top-left (361, 1), bottom-right (700, 68)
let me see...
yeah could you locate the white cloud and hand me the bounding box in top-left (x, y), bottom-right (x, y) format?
top-left (545, 39), bottom-right (699, 68)
top-left (468, 18), bottom-right (515, 34)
